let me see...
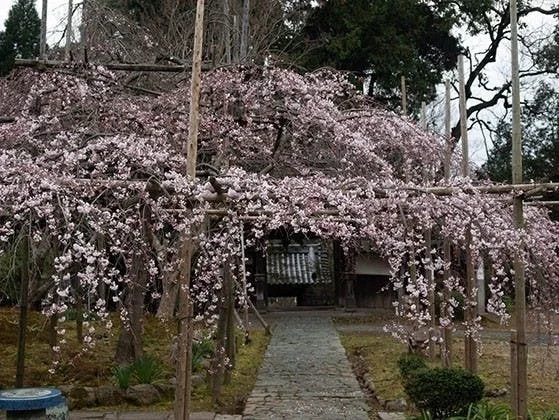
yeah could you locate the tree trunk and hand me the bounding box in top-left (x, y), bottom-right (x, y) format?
top-left (115, 252), bottom-right (147, 364)
top-left (15, 234), bottom-right (30, 388)
top-left (156, 269), bottom-right (179, 319)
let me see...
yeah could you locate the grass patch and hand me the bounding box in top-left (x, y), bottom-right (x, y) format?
top-left (190, 330), bottom-right (270, 414)
top-left (340, 330), bottom-right (559, 416)
top-left (0, 308), bottom-right (270, 414)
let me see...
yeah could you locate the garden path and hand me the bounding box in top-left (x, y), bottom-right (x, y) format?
top-left (242, 310), bottom-right (370, 420)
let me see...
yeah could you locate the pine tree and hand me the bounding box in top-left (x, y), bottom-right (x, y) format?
top-left (0, 0), bottom-right (41, 76)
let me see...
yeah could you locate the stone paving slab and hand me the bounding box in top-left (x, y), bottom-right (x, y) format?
top-left (242, 312), bottom-right (370, 419)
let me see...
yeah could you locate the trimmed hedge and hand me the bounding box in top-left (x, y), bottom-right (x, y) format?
top-left (397, 353), bottom-right (428, 380)
top-left (402, 364), bottom-right (484, 419)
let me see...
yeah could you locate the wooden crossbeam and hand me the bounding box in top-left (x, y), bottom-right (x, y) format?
top-left (14, 59), bottom-right (213, 72)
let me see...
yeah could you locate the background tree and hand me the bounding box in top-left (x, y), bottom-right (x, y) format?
top-left (284, 0), bottom-right (462, 112)
top-left (484, 83), bottom-right (559, 183)
top-left (483, 82), bottom-right (559, 217)
top-left (0, 0), bottom-right (41, 76)
top-left (448, 1), bottom-right (559, 145)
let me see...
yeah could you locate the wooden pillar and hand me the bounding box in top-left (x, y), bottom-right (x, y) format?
top-left (65, 0), bottom-right (73, 61)
top-left (40, 0), bottom-right (48, 60)
top-left (458, 55), bottom-right (469, 178)
top-left (15, 234), bottom-right (30, 388)
top-left (239, 225), bottom-right (250, 342)
top-left (174, 1), bottom-right (205, 419)
top-left (459, 54), bottom-right (478, 374)
top-left (224, 262), bottom-right (236, 384)
top-left (424, 229), bottom-right (436, 360)
top-left (464, 229), bottom-right (478, 374)
top-left (223, 0), bottom-right (231, 64)
top-left (510, 1), bottom-right (528, 417)
top-left (81, 0), bottom-right (88, 62)
top-left (441, 79), bottom-right (453, 367)
top-left (239, 0), bottom-right (250, 61)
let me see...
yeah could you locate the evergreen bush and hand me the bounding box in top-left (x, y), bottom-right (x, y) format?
top-left (404, 367), bottom-right (484, 419)
top-left (397, 353), bottom-right (428, 380)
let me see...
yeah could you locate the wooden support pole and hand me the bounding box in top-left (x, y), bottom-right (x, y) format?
top-left (65, 0), bottom-right (73, 61)
top-left (224, 263), bottom-right (236, 384)
top-left (211, 282), bottom-right (227, 403)
top-left (239, 0), bottom-right (250, 61)
top-left (464, 229), bottom-right (478, 374)
top-left (15, 234), bottom-right (30, 388)
top-left (81, 0), bottom-right (87, 62)
top-left (458, 55), bottom-right (469, 177)
top-left (510, 1), bottom-right (528, 417)
top-left (40, 0), bottom-right (48, 60)
top-left (14, 59), bottom-right (212, 72)
top-left (425, 229), bottom-right (436, 360)
top-left (442, 229), bottom-right (453, 367)
top-left (239, 224), bottom-right (250, 343)
top-left (442, 80), bottom-right (453, 367)
top-left (174, 1), bottom-right (205, 420)
top-left (458, 54), bottom-right (478, 373)
top-left (223, 0), bottom-right (231, 64)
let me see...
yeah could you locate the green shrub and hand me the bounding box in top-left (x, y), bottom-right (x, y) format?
top-left (404, 367), bottom-right (484, 419)
top-left (397, 353), bottom-right (428, 380)
top-left (112, 364), bottom-right (134, 389)
top-left (192, 338), bottom-right (213, 372)
top-left (132, 354), bottom-right (162, 384)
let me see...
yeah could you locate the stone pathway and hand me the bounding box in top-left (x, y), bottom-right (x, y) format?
top-left (242, 311), bottom-right (370, 420)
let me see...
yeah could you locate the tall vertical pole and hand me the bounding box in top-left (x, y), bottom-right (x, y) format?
top-left (223, 0), bottom-right (231, 64)
top-left (458, 54), bottom-right (477, 374)
top-left (15, 233), bottom-right (30, 387)
top-left (510, 1), bottom-right (527, 418)
top-left (81, 0), bottom-right (88, 62)
top-left (40, 0), bottom-right (48, 60)
top-left (239, 224), bottom-right (250, 340)
top-left (442, 80), bottom-right (453, 367)
top-left (240, 0), bottom-right (250, 61)
top-left (65, 0), bottom-right (73, 61)
top-left (175, 2), bottom-right (205, 420)
top-left (458, 55), bottom-right (469, 177)
top-left (444, 80), bottom-right (452, 180)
